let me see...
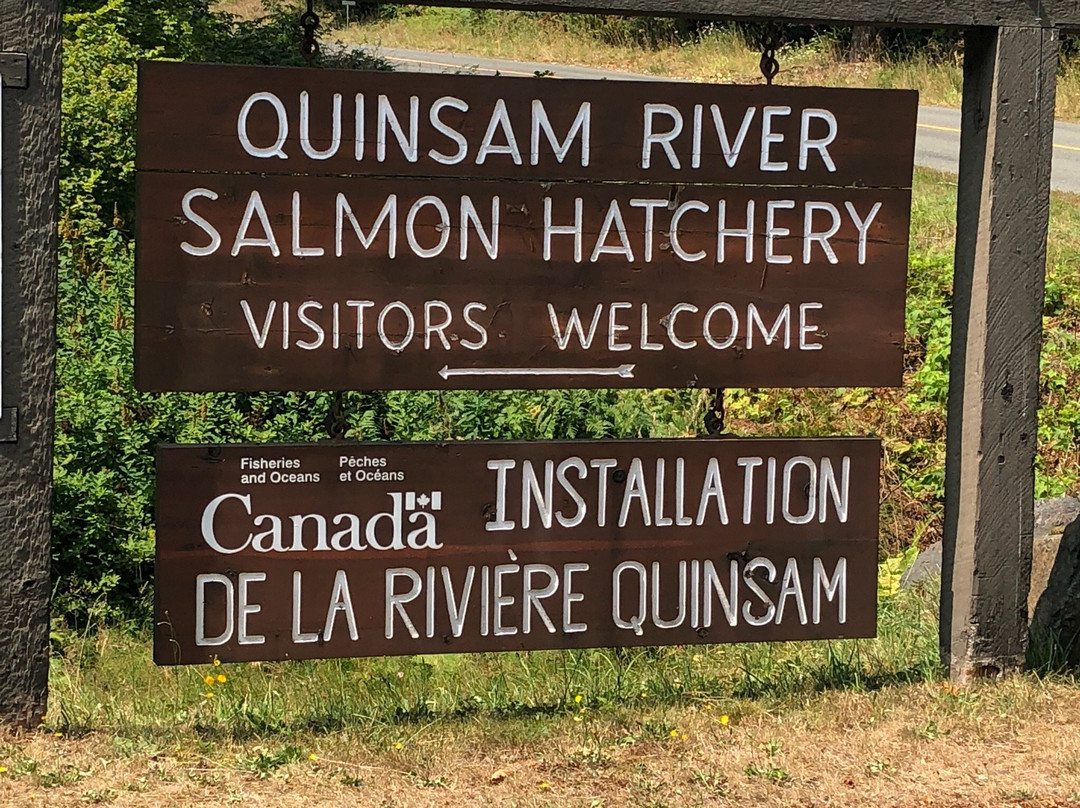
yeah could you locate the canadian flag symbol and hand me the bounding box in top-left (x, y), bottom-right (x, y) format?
top-left (404, 491), bottom-right (442, 511)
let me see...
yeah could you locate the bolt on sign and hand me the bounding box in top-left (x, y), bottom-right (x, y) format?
top-left (135, 62), bottom-right (917, 392)
top-left (154, 439), bottom-right (878, 664)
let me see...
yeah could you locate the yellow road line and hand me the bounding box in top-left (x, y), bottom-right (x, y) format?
top-left (918, 121), bottom-right (1080, 152)
top-left (918, 123), bottom-right (960, 134)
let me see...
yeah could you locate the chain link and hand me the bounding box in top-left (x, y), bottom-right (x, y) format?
top-left (759, 33), bottom-right (780, 85)
top-left (325, 391), bottom-right (348, 439)
top-left (300, 0), bottom-right (320, 66)
top-left (704, 388), bottom-right (727, 436)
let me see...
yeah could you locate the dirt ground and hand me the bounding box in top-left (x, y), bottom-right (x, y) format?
top-left (4, 676), bottom-right (1080, 808)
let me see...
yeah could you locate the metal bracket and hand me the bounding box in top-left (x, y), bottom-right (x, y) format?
top-left (0, 409), bottom-right (17, 443)
top-left (0, 53), bottom-right (28, 89)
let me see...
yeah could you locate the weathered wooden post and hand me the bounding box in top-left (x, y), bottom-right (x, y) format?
top-left (0, 0), bottom-right (61, 725)
top-left (387, 0), bottom-right (1066, 677)
top-left (940, 25), bottom-right (1059, 682)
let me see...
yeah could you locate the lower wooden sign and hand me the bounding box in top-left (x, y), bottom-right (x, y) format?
top-left (154, 439), bottom-right (880, 665)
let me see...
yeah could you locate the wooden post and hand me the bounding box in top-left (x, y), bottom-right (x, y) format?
top-left (941, 25), bottom-right (1058, 683)
top-left (0, 0), bottom-right (60, 725)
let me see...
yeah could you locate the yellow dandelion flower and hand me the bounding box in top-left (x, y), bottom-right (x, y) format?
top-left (0, 766), bottom-right (8, 774)
top-left (393, 742), bottom-right (403, 750)
top-left (539, 782), bottom-right (551, 791)
top-left (640, 690), bottom-right (647, 698)
top-left (213, 657), bottom-right (221, 667)
top-left (204, 691), bottom-right (214, 699)
top-left (53, 732), bottom-right (62, 738)
top-left (308, 753), bottom-right (318, 762)
top-left (692, 654), bottom-right (702, 663)
top-left (720, 714), bottom-right (730, 726)
top-left (681, 733), bottom-right (688, 740)
top-left (669, 729), bottom-right (678, 738)
top-left (574, 694), bottom-right (582, 704)
top-left (704, 704), bottom-right (714, 711)
top-left (203, 675), bottom-right (215, 686)
top-left (216, 674), bottom-right (227, 683)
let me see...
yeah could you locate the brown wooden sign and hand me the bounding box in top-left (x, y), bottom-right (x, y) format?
top-left (154, 438), bottom-right (879, 665)
top-left (137, 62), bottom-right (916, 187)
top-left (135, 62), bottom-right (915, 392)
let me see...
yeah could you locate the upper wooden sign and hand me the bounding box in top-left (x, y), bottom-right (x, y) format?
top-left (135, 62), bottom-right (916, 392)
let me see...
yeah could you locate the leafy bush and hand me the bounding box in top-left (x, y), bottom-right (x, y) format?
top-left (55, 0), bottom-right (391, 623)
top-left (58, 2), bottom-right (1078, 630)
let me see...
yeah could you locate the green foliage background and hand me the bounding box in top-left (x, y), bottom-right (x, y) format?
top-left (53, 0), bottom-right (1080, 627)
top-left (55, 0), bottom-right (716, 624)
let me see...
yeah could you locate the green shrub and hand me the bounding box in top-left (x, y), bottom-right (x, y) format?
top-left (54, 0), bottom-right (390, 624)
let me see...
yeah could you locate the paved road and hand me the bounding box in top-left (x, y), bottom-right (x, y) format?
top-left (364, 44), bottom-right (1080, 194)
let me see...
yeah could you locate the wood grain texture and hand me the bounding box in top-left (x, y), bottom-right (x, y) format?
top-left (155, 439), bottom-right (879, 665)
top-left (134, 174), bottom-right (910, 392)
top-left (135, 64), bottom-right (915, 392)
top-left (940, 26), bottom-right (1058, 683)
top-left (384, 0), bottom-right (1080, 30)
top-left (0, 0), bottom-right (60, 726)
top-left (137, 62), bottom-right (918, 189)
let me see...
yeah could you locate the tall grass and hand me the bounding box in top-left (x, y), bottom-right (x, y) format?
top-left (333, 5), bottom-right (1080, 118)
top-left (47, 587), bottom-right (939, 741)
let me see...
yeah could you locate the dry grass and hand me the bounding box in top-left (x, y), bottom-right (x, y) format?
top-left (211, 1), bottom-right (1080, 121)
top-left (4, 589), bottom-right (1075, 807)
top-left (338, 10), bottom-right (967, 106)
top-left (3, 674), bottom-right (1080, 807)
top-left (213, 0), bottom-right (265, 20)
top-left (212, 1), bottom-right (1080, 120)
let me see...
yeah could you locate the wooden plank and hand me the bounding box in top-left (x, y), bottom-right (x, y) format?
top-left (134, 174), bottom-right (910, 392)
top-left (154, 438), bottom-right (880, 665)
top-left (0, 0), bottom-right (60, 726)
top-left (135, 64), bottom-right (916, 392)
top-left (137, 62), bottom-right (918, 189)
top-left (383, 0), bottom-right (1080, 30)
top-left (940, 26), bottom-right (1058, 683)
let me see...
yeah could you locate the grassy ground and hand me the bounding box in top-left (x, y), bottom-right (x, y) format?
top-left (339, 8), bottom-right (963, 102)
top-left (29, 8), bottom-right (1080, 806)
top-left (6, 588), bottom-right (1080, 806)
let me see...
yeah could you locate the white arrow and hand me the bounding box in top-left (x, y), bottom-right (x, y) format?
top-left (439, 364), bottom-right (635, 380)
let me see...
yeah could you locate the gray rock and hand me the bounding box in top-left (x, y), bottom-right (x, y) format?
top-left (895, 496), bottom-right (1080, 666)
top-left (899, 496), bottom-right (1080, 595)
top-left (1035, 496), bottom-right (1080, 536)
top-left (899, 541), bottom-right (941, 588)
top-left (1031, 534), bottom-right (1064, 617)
top-left (1031, 516), bottom-right (1080, 667)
